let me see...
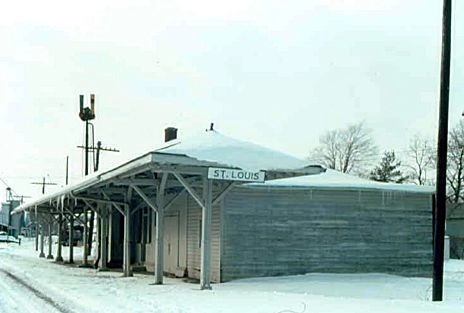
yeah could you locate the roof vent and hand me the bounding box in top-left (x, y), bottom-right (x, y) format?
top-left (164, 127), bottom-right (178, 142)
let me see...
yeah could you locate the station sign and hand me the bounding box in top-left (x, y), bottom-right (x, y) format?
top-left (207, 167), bottom-right (265, 183)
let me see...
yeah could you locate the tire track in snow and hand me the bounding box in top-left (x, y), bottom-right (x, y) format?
top-left (0, 268), bottom-right (76, 313)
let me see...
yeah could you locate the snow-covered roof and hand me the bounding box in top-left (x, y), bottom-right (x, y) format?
top-left (12, 130), bottom-right (323, 215)
top-left (156, 130), bottom-right (315, 171)
top-left (11, 153), bottom-right (154, 214)
top-left (251, 169), bottom-right (435, 193)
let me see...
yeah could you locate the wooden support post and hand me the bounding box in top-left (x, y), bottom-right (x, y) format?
top-left (130, 183), bottom-right (163, 284)
top-left (69, 213), bottom-right (74, 264)
top-left (35, 207), bottom-right (39, 251)
top-left (39, 223), bottom-right (45, 258)
top-left (99, 204), bottom-right (109, 271)
top-left (154, 207), bottom-right (164, 284)
top-left (154, 173), bottom-right (167, 284)
top-left (35, 222), bottom-right (39, 251)
top-left (171, 172), bottom-right (214, 289)
top-left (200, 178), bottom-right (213, 290)
top-left (56, 212), bottom-right (63, 262)
top-left (82, 209), bottom-right (89, 266)
top-left (123, 204), bottom-right (132, 277)
top-left (94, 207), bottom-right (101, 268)
top-left (47, 221), bottom-right (54, 259)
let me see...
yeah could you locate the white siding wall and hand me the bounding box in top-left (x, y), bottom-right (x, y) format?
top-left (221, 187), bottom-right (433, 281)
top-left (143, 192), bottom-right (221, 282)
top-left (186, 195), bottom-right (221, 282)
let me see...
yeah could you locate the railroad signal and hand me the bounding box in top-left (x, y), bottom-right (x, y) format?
top-left (79, 94), bottom-right (96, 121)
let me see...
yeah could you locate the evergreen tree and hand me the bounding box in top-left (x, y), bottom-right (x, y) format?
top-left (370, 151), bottom-right (408, 183)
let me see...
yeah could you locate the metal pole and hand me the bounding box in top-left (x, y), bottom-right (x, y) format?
top-left (85, 120), bottom-right (89, 176)
top-left (433, 0), bottom-right (452, 302)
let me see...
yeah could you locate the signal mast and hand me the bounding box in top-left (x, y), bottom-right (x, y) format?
top-left (79, 94), bottom-right (96, 176)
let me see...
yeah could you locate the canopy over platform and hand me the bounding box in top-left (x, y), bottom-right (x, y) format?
top-left (13, 130), bottom-right (323, 215)
top-left (11, 130), bottom-right (324, 289)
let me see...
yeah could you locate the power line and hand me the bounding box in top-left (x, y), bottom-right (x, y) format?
top-left (0, 176), bottom-right (20, 197)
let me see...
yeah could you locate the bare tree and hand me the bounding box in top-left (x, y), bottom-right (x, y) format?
top-left (405, 134), bottom-right (435, 185)
top-left (311, 121), bottom-right (378, 174)
top-left (447, 121), bottom-right (464, 203)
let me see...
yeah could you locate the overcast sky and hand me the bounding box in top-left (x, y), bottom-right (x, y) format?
top-left (1, 0), bottom-right (464, 202)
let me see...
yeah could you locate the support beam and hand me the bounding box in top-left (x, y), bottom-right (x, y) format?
top-left (80, 208), bottom-right (90, 267)
top-left (200, 178), bottom-right (213, 290)
top-left (68, 213), bottom-right (74, 264)
top-left (39, 222), bottom-right (45, 258)
top-left (114, 178), bottom-right (160, 186)
top-left (55, 211), bottom-right (64, 262)
top-left (154, 208), bottom-right (164, 284)
top-left (101, 191), bottom-right (125, 215)
top-left (130, 200), bottom-right (145, 216)
top-left (99, 204), bottom-right (109, 272)
top-left (123, 204), bottom-right (132, 277)
top-left (46, 220), bottom-right (54, 259)
top-left (72, 192), bottom-right (126, 214)
top-left (35, 206), bottom-right (39, 251)
top-left (165, 189), bottom-right (186, 212)
top-left (131, 185), bottom-right (158, 212)
top-left (154, 173), bottom-right (168, 284)
top-left (94, 204), bottom-right (101, 269)
top-left (212, 182), bottom-right (236, 206)
top-left (172, 172), bottom-right (204, 209)
top-left (82, 199), bottom-right (98, 213)
top-left (172, 172), bottom-right (215, 289)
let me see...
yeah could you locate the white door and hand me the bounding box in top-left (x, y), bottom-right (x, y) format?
top-left (164, 215), bottom-right (179, 274)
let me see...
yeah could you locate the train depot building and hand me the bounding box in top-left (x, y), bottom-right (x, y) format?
top-left (12, 129), bottom-right (434, 289)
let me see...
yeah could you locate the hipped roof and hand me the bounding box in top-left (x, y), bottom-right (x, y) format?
top-left (156, 130), bottom-right (315, 171)
top-left (12, 130), bottom-right (321, 214)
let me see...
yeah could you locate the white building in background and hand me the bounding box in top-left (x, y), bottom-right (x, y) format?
top-left (1, 200), bottom-right (23, 237)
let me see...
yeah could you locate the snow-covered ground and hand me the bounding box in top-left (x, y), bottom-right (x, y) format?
top-left (1, 238), bottom-right (463, 313)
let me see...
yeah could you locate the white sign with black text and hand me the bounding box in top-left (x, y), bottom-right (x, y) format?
top-left (207, 167), bottom-right (265, 182)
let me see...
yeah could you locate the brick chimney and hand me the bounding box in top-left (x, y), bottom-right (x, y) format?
top-left (164, 127), bottom-right (178, 142)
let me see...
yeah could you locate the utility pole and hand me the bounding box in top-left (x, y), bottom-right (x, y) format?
top-left (66, 156), bottom-right (69, 185)
top-left (78, 95), bottom-right (119, 259)
top-left (79, 94), bottom-right (96, 176)
top-left (77, 140), bottom-right (119, 256)
top-left (77, 141), bottom-right (120, 172)
top-left (78, 94), bottom-right (95, 266)
top-left (31, 177), bottom-right (58, 194)
top-left (433, 0), bottom-right (452, 302)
